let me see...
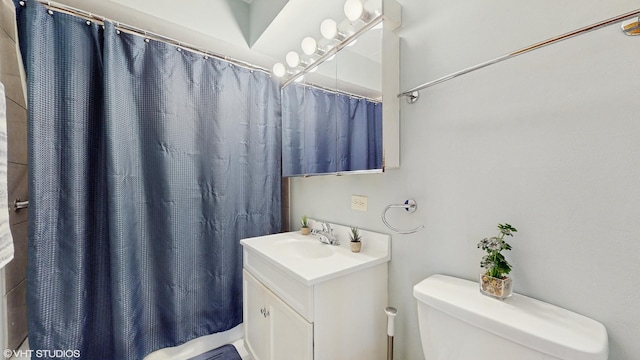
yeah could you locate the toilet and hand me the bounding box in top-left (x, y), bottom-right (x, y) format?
top-left (413, 275), bottom-right (608, 360)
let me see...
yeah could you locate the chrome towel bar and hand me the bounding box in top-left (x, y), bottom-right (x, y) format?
top-left (399, 8), bottom-right (640, 102)
top-left (14, 199), bottom-right (28, 211)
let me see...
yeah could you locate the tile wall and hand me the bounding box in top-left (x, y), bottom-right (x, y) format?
top-left (0, 0), bottom-right (28, 351)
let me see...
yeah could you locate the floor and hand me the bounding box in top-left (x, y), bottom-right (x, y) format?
top-left (7, 337), bottom-right (251, 360)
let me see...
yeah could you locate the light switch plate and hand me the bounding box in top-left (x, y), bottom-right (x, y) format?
top-left (351, 195), bottom-right (368, 212)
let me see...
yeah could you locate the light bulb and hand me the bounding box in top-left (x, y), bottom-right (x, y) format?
top-left (285, 51), bottom-right (300, 68)
top-left (301, 37), bottom-right (317, 56)
top-left (272, 63), bottom-right (286, 77)
top-left (320, 19), bottom-right (338, 40)
top-left (344, 0), bottom-right (364, 21)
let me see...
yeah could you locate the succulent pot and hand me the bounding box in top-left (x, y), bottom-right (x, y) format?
top-left (479, 273), bottom-right (512, 300)
top-left (300, 227), bottom-right (311, 235)
top-left (350, 241), bottom-right (362, 253)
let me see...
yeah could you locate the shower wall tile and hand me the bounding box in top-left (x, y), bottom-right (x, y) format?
top-left (5, 280), bottom-right (27, 351)
top-left (0, 1), bottom-right (27, 351)
top-left (4, 221), bottom-right (26, 293)
top-left (0, 29), bottom-right (25, 108)
top-left (0, 34), bottom-right (19, 76)
top-left (6, 120), bottom-right (26, 164)
top-left (5, 98), bottom-right (25, 124)
top-left (7, 163), bottom-right (27, 225)
top-left (0, 74), bottom-right (24, 108)
top-left (0, 0), bottom-right (16, 42)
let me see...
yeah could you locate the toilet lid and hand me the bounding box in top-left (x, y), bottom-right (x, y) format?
top-left (413, 275), bottom-right (608, 360)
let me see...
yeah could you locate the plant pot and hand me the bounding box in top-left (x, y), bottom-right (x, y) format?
top-left (300, 227), bottom-right (311, 235)
top-left (479, 274), bottom-right (512, 300)
top-left (350, 241), bottom-right (362, 253)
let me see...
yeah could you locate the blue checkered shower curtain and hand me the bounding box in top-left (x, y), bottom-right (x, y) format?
top-left (16, 2), bottom-right (281, 359)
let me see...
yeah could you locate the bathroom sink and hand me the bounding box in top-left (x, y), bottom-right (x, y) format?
top-left (274, 238), bottom-right (335, 259)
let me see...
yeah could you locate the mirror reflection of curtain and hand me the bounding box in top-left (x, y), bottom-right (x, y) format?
top-left (282, 84), bottom-right (305, 175)
top-left (16, 2), bottom-right (281, 359)
top-left (337, 95), bottom-right (382, 172)
top-left (304, 87), bottom-right (338, 174)
top-left (282, 83), bottom-right (382, 176)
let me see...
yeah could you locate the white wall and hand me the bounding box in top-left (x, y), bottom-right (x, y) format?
top-left (290, 1), bottom-right (640, 359)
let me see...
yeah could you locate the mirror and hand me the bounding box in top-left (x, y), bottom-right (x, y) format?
top-left (282, 23), bottom-right (389, 177)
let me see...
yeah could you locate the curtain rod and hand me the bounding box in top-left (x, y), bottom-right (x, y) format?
top-left (398, 8), bottom-right (640, 103)
top-left (295, 81), bottom-right (382, 104)
top-left (23, 0), bottom-right (270, 74)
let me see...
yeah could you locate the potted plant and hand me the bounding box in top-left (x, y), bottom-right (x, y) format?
top-left (349, 226), bottom-right (362, 252)
top-left (477, 223), bottom-right (518, 300)
top-left (300, 215), bottom-right (311, 235)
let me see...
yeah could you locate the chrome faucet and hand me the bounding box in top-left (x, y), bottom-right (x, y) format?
top-left (311, 222), bottom-right (340, 246)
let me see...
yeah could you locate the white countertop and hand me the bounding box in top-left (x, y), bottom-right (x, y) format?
top-left (240, 225), bottom-right (390, 285)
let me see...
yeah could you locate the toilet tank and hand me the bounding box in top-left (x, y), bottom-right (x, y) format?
top-left (413, 275), bottom-right (608, 360)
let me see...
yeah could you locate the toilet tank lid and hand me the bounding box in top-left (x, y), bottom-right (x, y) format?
top-left (413, 275), bottom-right (608, 360)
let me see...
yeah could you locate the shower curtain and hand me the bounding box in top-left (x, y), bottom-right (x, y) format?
top-left (16, 2), bottom-right (281, 359)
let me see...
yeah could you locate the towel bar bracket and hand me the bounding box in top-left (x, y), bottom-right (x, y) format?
top-left (14, 199), bottom-right (28, 212)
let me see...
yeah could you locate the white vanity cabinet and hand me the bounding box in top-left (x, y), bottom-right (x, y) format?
top-left (243, 269), bottom-right (313, 360)
top-left (241, 226), bottom-right (390, 360)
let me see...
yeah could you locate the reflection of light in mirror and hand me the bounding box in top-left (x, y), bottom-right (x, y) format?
top-left (294, 76), bottom-right (304, 83)
top-left (320, 19), bottom-right (338, 39)
top-left (347, 39), bottom-right (358, 47)
top-left (326, 54), bottom-right (336, 61)
top-left (372, 21), bottom-right (383, 30)
top-left (344, 0), bottom-right (363, 21)
top-left (286, 51), bottom-right (300, 67)
top-left (301, 37), bottom-right (317, 55)
top-left (272, 63), bottom-right (286, 77)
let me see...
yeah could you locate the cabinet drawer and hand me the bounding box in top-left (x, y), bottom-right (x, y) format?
top-left (244, 250), bottom-right (314, 322)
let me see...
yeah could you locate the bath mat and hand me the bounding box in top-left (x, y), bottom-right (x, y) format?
top-left (187, 344), bottom-right (242, 360)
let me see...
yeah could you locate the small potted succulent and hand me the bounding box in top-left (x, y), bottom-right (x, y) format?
top-left (477, 223), bottom-right (518, 300)
top-left (300, 215), bottom-right (311, 235)
top-left (349, 226), bottom-right (362, 252)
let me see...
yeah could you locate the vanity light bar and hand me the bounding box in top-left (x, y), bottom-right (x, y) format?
top-left (275, 0), bottom-right (383, 86)
top-left (281, 14), bottom-right (383, 87)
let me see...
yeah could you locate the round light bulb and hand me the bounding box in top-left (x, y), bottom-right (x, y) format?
top-left (320, 19), bottom-right (338, 40)
top-left (272, 63), bottom-right (286, 77)
top-left (344, 0), bottom-right (364, 21)
top-left (285, 51), bottom-right (300, 68)
top-left (301, 37), bottom-right (317, 56)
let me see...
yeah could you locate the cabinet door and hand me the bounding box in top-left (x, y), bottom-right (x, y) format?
top-left (244, 270), bottom-right (268, 360)
top-left (267, 290), bottom-right (313, 360)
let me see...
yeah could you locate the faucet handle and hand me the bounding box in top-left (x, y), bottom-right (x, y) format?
top-left (322, 222), bottom-right (333, 234)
